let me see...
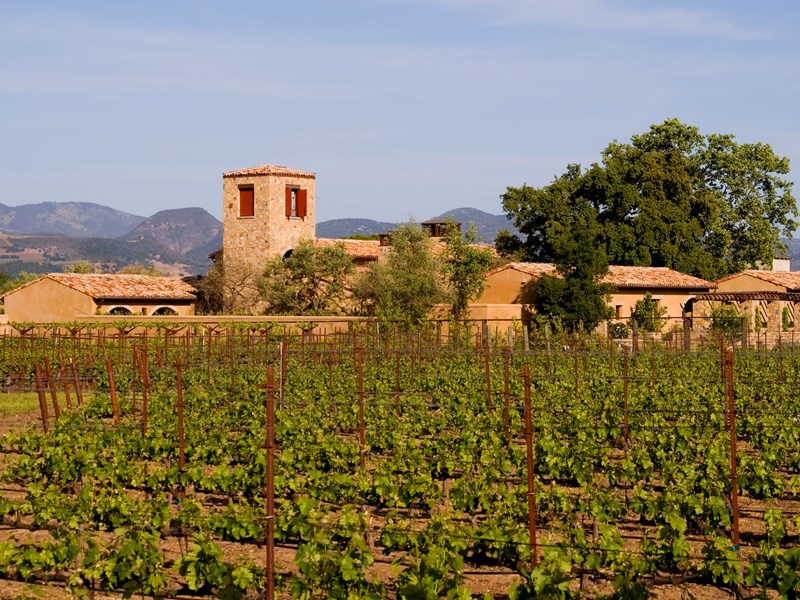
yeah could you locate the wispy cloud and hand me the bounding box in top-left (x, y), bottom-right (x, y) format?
top-left (424, 0), bottom-right (769, 40)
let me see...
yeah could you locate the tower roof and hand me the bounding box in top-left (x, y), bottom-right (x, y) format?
top-left (222, 164), bottom-right (316, 179)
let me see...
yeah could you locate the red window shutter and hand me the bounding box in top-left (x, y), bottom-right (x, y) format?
top-left (285, 188), bottom-right (293, 216)
top-left (239, 188), bottom-right (254, 217)
top-left (297, 189), bottom-right (308, 217)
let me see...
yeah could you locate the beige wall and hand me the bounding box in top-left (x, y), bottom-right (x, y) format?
top-left (222, 173), bottom-right (316, 275)
top-left (3, 279), bottom-right (196, 323)
top-left (477, 269), bottom-right (538, 304)
top-left (4, 279), bottom-right (96, 322)
top-left (479, 268), bottom-right (701, 320)
top-left (716, 273), bottom-right (785, 293)
top-left (609, 289), bottom-right (694, 320)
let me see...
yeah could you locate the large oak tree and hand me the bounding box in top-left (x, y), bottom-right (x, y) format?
top-left (498, 119), bottom-right (797, 280)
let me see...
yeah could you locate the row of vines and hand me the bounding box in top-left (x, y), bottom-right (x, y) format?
top-left (0, 325), bottom-right (799, 598)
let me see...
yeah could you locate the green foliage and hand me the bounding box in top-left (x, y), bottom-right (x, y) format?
top-left (499, 119), bottom-right (797, 279)
top-left (259, 239), bottom-right (353, 315)
top-left (353, 223), bottom-right (447, 325)
top-left (710, 305), bottom-right (743, 340)
top-left (629, 292), bottom-right (667, 333)
top-left (63, 261), bottom-right (99, 274)
top-left (608, 322), bottom-right (630, 339)
top-left (0, 271), bottom-right (39, 297)
top-left (442, 222), bottom-right (494, 319)
top-left (782, 306), bottom-right (792, 332)
top-left (534, 206), bottom-right (613, 331)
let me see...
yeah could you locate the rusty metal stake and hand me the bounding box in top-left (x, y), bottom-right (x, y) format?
top-left (523, 365), bottom-right (538, 566)
top-left (265, 366), bottom-right (276, 600)
top-left (34, 364), bottom-right (49, 433)
top-left (726, 348), bottom-right (740, 549)
top-left (43, 357), bottom-right (61, 419)
top-left (357, 346), bottom-right (366, 469)
top-left (105, 358), bottom-right (120, 424)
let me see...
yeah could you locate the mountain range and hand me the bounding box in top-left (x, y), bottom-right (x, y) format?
top-left (0, 203), bottom-right (516, 277)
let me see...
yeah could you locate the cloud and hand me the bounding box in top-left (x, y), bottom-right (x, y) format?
top-left (423, 0), bottom-right (769, 41)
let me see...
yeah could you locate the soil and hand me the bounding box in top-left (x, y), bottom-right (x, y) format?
top-left (0, 411), bottom-right (790, 599)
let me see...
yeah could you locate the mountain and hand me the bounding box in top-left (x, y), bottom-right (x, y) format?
top-left (119, 208), bottom-right (222, 263)
top-left (430, 207), bottom-right (519, 243)
top-left (316, 208), bottom-right (518, 243)
top-left (316, 218), bottom-right (396, 239)
top-left (0, 202), bottom-right (145, 238)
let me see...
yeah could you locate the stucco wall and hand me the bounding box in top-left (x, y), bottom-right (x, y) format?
top-left (609, 289), bottom-right (694, 320)
top-left (477, 269), bottom-right (538, 304)
top-left (4, 279), bottom-right (96, 322)
top-left (716, 274), bottom-right (785, 293)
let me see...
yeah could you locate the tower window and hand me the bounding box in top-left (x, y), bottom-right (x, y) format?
top-left (285, 187), bottom-right (308, 218)
top-left (239, 187), bottom-right (254, 217)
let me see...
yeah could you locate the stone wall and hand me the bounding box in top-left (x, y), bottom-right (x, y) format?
top-left (222, 170), bottom-right (316, 310)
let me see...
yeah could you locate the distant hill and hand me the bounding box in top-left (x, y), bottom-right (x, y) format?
top-left (430, 207), bottom-right (519, 243)
top-left (0, 202), bottom-right (145, 238)
top-left (317, 208), bottom-right (517, 244)
top-left (316, 218), bottom-right (396, 239)
top-left (0, 201), bottom-right (517, 277)
top-left (119, 208), bottom-right (222, 264)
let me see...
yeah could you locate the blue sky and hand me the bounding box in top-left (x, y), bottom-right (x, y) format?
top-left (1, 1), bottom-right (798, 226)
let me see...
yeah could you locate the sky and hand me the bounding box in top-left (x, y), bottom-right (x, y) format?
top-left (1, 1), bottom-right (798, 224)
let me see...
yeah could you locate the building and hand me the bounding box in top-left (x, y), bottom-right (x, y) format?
top-left (2, 274), bottom-right (197, 322)
top-left (477, 263), bottom-right (715, 321)
top-left (692, 270), bottom-right (800, 340)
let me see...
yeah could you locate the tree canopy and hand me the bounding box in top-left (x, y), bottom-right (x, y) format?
top-left (353, 223), bottom-right (447, 325)
top-left (498, 119), bottom-right (797, 280)
top-left (259, 239), bottom-right (353, 315)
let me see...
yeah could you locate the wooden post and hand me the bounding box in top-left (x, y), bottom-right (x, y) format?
top-left (484, 340), bottom-right (493, 408)
top-left (725, 348), bottom-right (740, 549)
top-left (34, 364), bottom-right (49, 433)
top-left (264, 366), bottom-right (276, 600)
top-left (523, 365), bottom-right (537, 566)
top-left (176, 360), bottom-right (185, 474)
top-left (43, 357), bottom-right (61, 419)
top-left (357, 346), bottom-right (366, 469)
top-left (503, 346), bottom-right (511, 443)
top-left (105, 358), bottom-right (120, 424)
top-left (70, 357), bottom-right (83, 407)
top-left (622, 346), bottom-right (630, 446)
top-left (58, 351), bottom-right (72, 411)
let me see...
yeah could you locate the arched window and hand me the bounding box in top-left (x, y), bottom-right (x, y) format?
top-left (107, 306), bottom-right (133, 315)
top-left (152, 306), bottom-right (179, 316)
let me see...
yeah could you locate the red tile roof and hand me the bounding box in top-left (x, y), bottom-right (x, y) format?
top-left (315, 238), bottom-right (380, 260)
top-left (222, 164), bottom-right (315, 179)
top-left (487, 263), bottom-right (715, 290)
top-left (5, 274), bottom-right (198, 301)
top-left (715, 269), bottom-right (800, 291)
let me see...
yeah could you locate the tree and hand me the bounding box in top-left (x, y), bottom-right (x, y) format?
top-left (259, 239), bottom-right (352, 315)
top-left (629, 292), bottom-right (667, 333)
top-left (353, 223), bottom-right (447, 325)
top-left (64, 261), bottom-right (99, 274)
top-left (534, 206), bottom-right (613, 331)
top-left (498, 120), bottom-right (797, 280)
top-left (442, 222), bottom-right (495, 319)
top-left (195, 256), bottom-right (259, 315)
top-left (117, 262), bottom-right (163, 275)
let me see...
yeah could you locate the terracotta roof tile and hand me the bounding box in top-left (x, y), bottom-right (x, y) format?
top-left (715, 269), bottom-right (800, 291)
top-left (315, 238), bottom-right (380, 260)
top-left (222, 164), bottom-right (315, 179)
top-left (487, 263), bottom-right (714, 290)
top-left (604, 266), bottom-right (714, 290)
top-left (6, 274), bottom-right (198, 301)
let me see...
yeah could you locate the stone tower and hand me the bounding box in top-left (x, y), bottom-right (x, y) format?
top-left (221, 164), bottom-right (316, 309)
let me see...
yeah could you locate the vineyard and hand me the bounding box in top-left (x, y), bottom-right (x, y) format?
top-left (0, 324), bottom-right (799, 599)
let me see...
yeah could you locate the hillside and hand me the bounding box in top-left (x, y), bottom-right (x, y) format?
top-left (0, 202), bottom-right (145, 238)
top-left (119, 208), bottom-right (222, 264)
top-left (317, 208), bottom-right (518, 243)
